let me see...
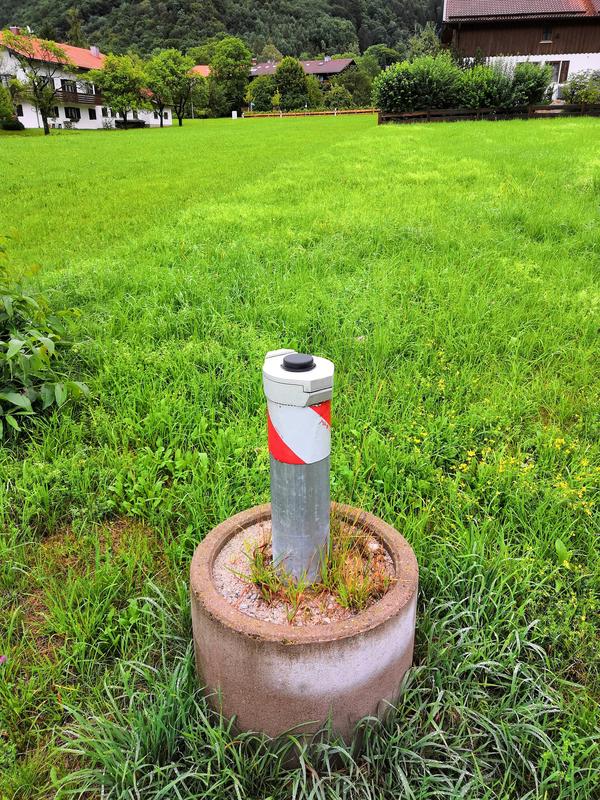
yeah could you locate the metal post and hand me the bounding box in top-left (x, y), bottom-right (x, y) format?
top-left (263, 350), bottom-right (334, 582)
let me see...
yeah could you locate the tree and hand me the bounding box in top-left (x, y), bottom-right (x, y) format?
top-left (188, 34), bottom-right (229, 66)
top-left (209, 36), bottom-right (251, 115)
top-left (334, 64), bottom-right (373, 106)
top-left (146, 48), bottom-right (196, 127)
top-left (188, 75), bottom-right (208, 117)
top-left (246, 75), bottom-right (275, 112)
top-left (407, 22), bottom-right (440, 60)
top-left (364, 44), bottom-right (404, 70)
top-left (258, 42), bottom-right (282, 63)
top-left (325, 83), bottom-right (352, 109)
top-left (306, 74), bottom-right (324, 108)
top-left (66, 7), bottom-right (87, 48)
top-left (88, 54), bottom-right (146, 129)
top-left (2, 30), bottom-right (74, 135)
top-left (275, 57), bottom-right (308, 111)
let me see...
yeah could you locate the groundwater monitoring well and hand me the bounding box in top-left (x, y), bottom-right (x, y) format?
top-left (190, 350), bottom-right (418, 739)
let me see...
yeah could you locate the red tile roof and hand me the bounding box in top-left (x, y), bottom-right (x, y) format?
top-left (0, 32), bottom-right (105, 69)
top-left (191, 64), bottom-right (210, 77)
top-left (251, 58), bottom-right (354, 77)
top-left (444, 0), bottom-right (600, 20)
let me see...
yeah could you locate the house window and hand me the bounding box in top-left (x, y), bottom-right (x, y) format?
top-left (51, 106), bottom-right (59, 118)
top-left (16, 103), bottom-right (23, 116)
top-left (154, 111), bottom-right (158, 119)
top-left (546, 61), bottom-right (561, 83)
top-left (133, 110), bottom-right (138, 119)
top-left (61, 79), bottom-right (77, 93)
top-left (163, 111), bottom-right (168, 119)
top-left (64, 106), bottom-right (81, 121)
top-left (541, 26), bottom-right (552, 43)
top-left (559, 61), bottom-right (570, 83)
top-left (88, 108), bottom-right (97, 120)
top-left (43, 76), bottom-right (55, 89)
top-left (102, 106), bottom-right (108, 117)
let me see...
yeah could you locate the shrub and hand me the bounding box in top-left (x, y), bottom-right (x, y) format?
top-left (1, 118), bottom-right (25, 131)
top-left (0, 237), bottom-right (88, 437)
top-left (325, 84), bottom-right (353, 110)
top-left (563, 70), bottom-right (600, 104)
top-left (0, 84), bottom-right (15, 122)
top-left (247, 75), bottom-right (275, 112)
top-left (373, 53), bottom-right (462, 113)
top-left (459, 64), bottom-right (514, 109)
top-left (511, 62), bottom-right (553, 105)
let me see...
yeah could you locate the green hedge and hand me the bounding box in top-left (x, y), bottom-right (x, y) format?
top-left (373, 56), bottom-right (553, 113)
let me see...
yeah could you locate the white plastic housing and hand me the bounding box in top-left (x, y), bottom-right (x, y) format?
top-left (263, 349), bottom-right (334, 407)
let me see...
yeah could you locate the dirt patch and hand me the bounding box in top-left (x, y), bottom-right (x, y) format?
top-left (98, 517), bottom-right (156, 556)
top-left (21, 588), bottom-right (65, 661)
top-left (213, 520), bottom-right (395, 626)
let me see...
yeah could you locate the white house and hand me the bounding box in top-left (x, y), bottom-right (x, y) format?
top-left (442, 0), bottom-right (600, 99)
top-left (0, 27), bottom-right (172, 129)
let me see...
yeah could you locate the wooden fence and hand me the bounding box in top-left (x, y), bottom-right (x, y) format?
top-left (244, 108), bottom-right (377, 119)
top-left (378, 103), bottom-right (600, 125)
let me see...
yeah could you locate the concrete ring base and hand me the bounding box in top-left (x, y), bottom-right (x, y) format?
top-left (190, 503), bottom-right (418, 740)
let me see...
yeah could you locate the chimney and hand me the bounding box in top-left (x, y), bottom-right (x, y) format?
top-left (90, 45), bottom-right (100, 57)
top-left (9, 26), bottom-right (21, 35)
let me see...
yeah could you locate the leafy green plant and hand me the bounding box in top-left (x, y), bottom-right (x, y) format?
top-left (244, 514), bottom-right (393, 618)
top-left (563, 70), bottom-right (600, 104)
top-left (324, 83), bottom-right (353, 110)
top-left (374, 55), bottom-right (553, 112)
top-left (274, 56), bottom-right (309, 111)
top-left (459, 64), bottom-right (514, 109)
top-left (0, 237), bottom-right (88, 436)
top-left (372, 53), bottom-right (462, 112)
top-left (245, 74), bottom-right (276, 112)
top-left (511, 61), bottom-right (553, 105)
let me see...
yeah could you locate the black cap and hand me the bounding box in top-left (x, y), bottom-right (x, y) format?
top-left (282, 353), bottom-right (315, 372)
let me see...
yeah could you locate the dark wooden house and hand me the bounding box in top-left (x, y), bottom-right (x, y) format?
top-left (442, 0), bottom-right (600, 90)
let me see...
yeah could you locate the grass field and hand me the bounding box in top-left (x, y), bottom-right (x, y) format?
top-left (1, 116), bottom-right (599, 799)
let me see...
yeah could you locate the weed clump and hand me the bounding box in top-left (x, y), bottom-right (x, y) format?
top-left (246, 516), bottom-right (395, 620)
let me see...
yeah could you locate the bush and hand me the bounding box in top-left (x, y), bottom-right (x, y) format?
top-left (511, 62), bottom-right (552, 105)
top-left (563, 70), bottom-right (600, 104)
top-left (374, 54), bottom-right (555, 113)
top-left (325, 84), bottom-right (353, 110)
top-left (0, 84), bottom-right (15, 122)
top-left (0, 237), bottom-right (88, 437)
top-left (372, 53), bottom-right (462, 113)
top-left (459, 64), bottom-right (514, 109)
top-left (115, 118), bottom-right (147, 129)
top-left (247, 75), bottom-right (275, 112)
top-left (1, 118), bottom-right (25, 131)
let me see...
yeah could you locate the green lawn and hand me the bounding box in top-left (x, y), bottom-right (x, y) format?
top-left (1, 116), bottom-right (598, 799)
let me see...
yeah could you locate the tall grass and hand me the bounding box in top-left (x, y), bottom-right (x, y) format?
top-left (0, 116), bottom-right (598, 798)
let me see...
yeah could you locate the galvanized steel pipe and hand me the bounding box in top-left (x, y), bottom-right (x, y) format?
top-left (263, 349), bottom-right (335, 582)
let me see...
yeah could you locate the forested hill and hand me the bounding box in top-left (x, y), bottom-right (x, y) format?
top-left (0, 0), bottom-right (440, 57)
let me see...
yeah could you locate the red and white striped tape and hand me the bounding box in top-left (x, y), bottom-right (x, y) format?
top-left (267, 400), bottom-right (331, 465)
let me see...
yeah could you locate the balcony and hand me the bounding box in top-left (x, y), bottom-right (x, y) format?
top-left (55, 89), bottom-right (102, 106)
